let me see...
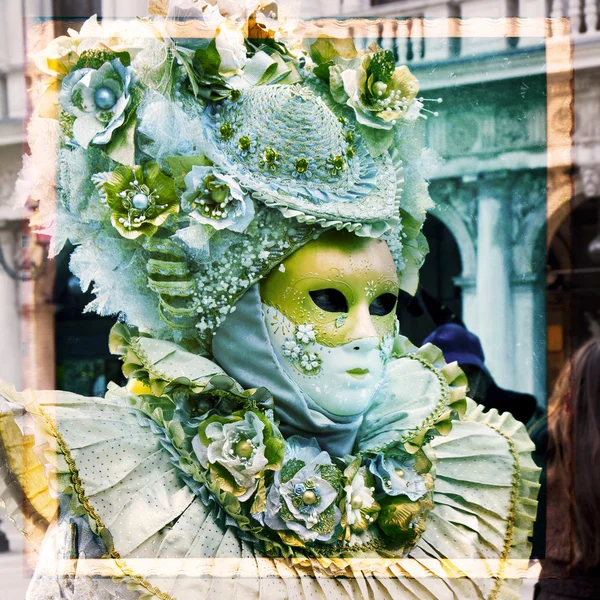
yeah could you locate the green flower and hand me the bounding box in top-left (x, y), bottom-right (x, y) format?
top-left (330, 47), bottom-right (420, 130)
top-left (326, 154), bottom-right (346, 176)
top-left (193, 410), bottom-right (284, 501)
top-left (95, 163), bottom-right (179, 239)
top-left (259, 147), bottom-right (279, 170)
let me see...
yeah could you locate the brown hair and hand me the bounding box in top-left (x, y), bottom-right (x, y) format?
top-left (547, 338), bottom-right (600, 569)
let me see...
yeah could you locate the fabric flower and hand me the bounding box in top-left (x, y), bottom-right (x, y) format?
top-left (193, 410), bottom-right (284, 501)
top-left (182, 166), bottom-right (255, 232)
top-left (215, 19), bottom-right (249, 75)
top-left (34, 34), bottom-right (81, 76)
top-left (300, 352), bottom-right (321, 373)
top-left (368, 452), bottom-right (427, 502)
top-left (331, 48), bottom-right (419, 130)
top-left (260, 436), bottom-right (342, 543)
top-left (342, 465), bottom-right (379, 534)
top-left (282, 340), bottom-right (302, 361)
top-left (94, 163), bottom-right (179, 239)
top-left (296, 324), bottom-right (316, 344)
top-left (58, 58), bottom-right (134, 148)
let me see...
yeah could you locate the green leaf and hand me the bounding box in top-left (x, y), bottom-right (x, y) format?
top-left (313, 61), bottom-right (333, 83)
top-left (250, 478), bottom-right (267, 515)
top-left (264, 437), bottom-right (285, 470)
top-left (166, 154), bottom-right (213, 189)
top-left (194, 38), bottom-right (221, 77)
top-left (105, 112), bottom-right (137, 166)
top-left (309, 37), bottom-right (357, 66)
top-left (357, 123), bottom-right (396, 157)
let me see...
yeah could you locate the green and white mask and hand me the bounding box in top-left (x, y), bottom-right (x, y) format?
top-left (260, 230), bottom-right (399, 417)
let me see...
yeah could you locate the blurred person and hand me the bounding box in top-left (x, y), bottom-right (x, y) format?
top-left (535, 338), bottom-right (600, 599)
top-left (423, 323), bottom-right (538, 425)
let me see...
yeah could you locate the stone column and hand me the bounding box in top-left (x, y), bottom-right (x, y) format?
top-left (512, 276), bottom-right (546, 404)
top-left (510, 170), bottom-right (548, 405)
top-left (474, 178), bottom-right (515, 389)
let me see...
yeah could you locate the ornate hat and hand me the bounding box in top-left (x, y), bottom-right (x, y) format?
top-left (19, 1), bottom-right (435, 353)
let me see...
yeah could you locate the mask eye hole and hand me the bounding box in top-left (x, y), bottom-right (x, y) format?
top-left (309, 289), bottom-right (349, 313)
top-left (369, 293), bottom-right (398, 316)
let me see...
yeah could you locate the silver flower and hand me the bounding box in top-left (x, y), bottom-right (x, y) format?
top-left (59, 59), bottom-right (134, 148)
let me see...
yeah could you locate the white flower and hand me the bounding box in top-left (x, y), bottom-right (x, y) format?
top-left (282, 340), bottom-right (302, 360)
top-left (34, 34), bottom-right (81, 76)
top-left (368, 453), bottom-right (427, 502)
top-left (192, 411), bottom-right (269, 501)
top-left (215, 19), bottom-right (248, 75)
top-left (77, 15), bottom-right (152, 58)
top-left (58, 59), bottom-right (134, 148)
top-left (300, 352), bottom-right (321, 372)
top-left (344, 468), bottom-right (376, 528)
top-left (296, 324), bottom-right (316, 344)
top-left (167, 0), bottom-right (207, 19)
top-left (182, 166), bottom-right (255, 232)
top-left (261, 437), bottom-right (342, 542)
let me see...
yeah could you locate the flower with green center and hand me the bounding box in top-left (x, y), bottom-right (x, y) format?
top-left (294, 158), bottom-right (309, 174)
top-left (238, 136), bottom-right (252, 151)
top-left (259, 146), bottom-right (279, 170)
top-left (329, 47), bottom-right (420, 130)
top-left (220, 122), bottom-right (234, 139)
top-left (94, 163), bottom-right (179, 239)
top-left (192, 410), bottom-right (284, 501)
top-left (58, 58), bottom-right (134, 148)
top-left (259, 436), bottom-right (342, 543)
top-left (346, 146), bottom-right (356, 159)
top-left (326, 155), bottom-right (346, 176)
top-left (182, 166), bottom-right (255, 232)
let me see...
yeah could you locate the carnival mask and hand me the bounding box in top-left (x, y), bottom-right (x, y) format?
top-left (260, 230), bottom-right (399, 417)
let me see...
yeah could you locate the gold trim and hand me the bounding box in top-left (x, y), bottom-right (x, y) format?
top-left (36, 401), bottom-right (176, 600)
top-left (483, 422), bottom-right (522, 600)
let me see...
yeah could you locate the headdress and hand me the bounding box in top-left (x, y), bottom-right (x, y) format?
top-left (20, 1), bottom-right (435, 355)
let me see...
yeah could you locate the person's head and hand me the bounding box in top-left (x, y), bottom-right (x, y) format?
top-left (259, 229), bottom-right (399, 417)
top-left (548, 338), bottom-right (600, 568)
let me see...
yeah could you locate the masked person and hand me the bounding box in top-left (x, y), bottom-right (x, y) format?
top-left (0, 2), bottom-right (540, 598)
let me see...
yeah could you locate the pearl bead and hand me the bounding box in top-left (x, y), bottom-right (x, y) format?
top-left (350, 495), bottom-right (363, 510)
top-left (396, 469), bottom-right (405, 478)
top-left (302, 490), bottom-right (317, 505)
top-left (94, 86), bottom-right (117, 110)
top-left (234, 440), bottom-right (253, 459)
top-left (373, 81), bottom-right (388, 97)
top-left (132, 193), bottom-right (150, 211)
